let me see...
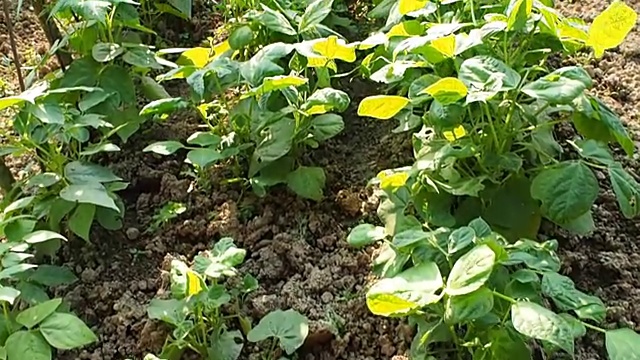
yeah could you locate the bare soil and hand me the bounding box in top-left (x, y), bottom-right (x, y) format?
top-left (1, 1), bottom-right (640, 360)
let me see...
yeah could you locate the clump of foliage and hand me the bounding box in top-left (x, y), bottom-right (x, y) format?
top-left (147, 238), bottom-right (308, 359)
top-left (355, 0), bottom-right (638, 238)
top-left (348, 217), bottom-right (640, 359)
top-left (0, 205), bottom-right (97, 359)
top-left (143, 0), bottom-right (358, 200)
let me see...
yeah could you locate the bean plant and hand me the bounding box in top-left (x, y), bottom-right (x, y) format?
top-left (147, 238), bottom-right (308, 360)
top-left (356, 0), bottom-right (638, 238)
top-left (348, 217), bottom-right (640, 359)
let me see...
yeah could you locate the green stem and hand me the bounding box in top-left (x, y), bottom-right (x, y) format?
top-left (469, 0), bottom-right (477, 25)
top-left (582, 322), bottom-right (606, 333)
top-left (492, 291), bottom-right (516, 304)
top-left (448, 326), bottom-right (464, 360)
top-left (483, 104), bottom-right (501, 152)
top-left (583, 160), bottom-right (608, 170)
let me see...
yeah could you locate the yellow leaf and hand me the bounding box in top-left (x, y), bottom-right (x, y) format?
top-left (558, 18), bottom-right (589, 43)
top-left (367, 293), bottom-right (418, 316)
top-left (587, 1), bottom-right (637, 58)
top-left (357, 95), bottom-right (410, 120)
top-left (430, 34), bottom-right (456, 58)
top-left (196, 103), bottom-right (210, 120)
top-left (306, 56), bottom-right (338, 71)
top-left (387, 21), bottom-right (424, 38)
top-left (312, 36), bottom-right (357, 63)
top-left (0, 97), bottom-right (24, 111)
top-left (306, 104), bottom-right (330, 115)
top-left (419, 77), bottom-right (468, 104)
top-left (378, 172), bottom-right (410, 190)
top-left (186, 270), bottom-right (203, 296)
top-left (398, 0), bottom-right (429, 15)
top-left (242, 75), bottom-right (308, 98)
top-left (212, 40), bottom-right (231, 58)
top-left (176, 47), bottom-right (210, 68)
top-left (443, 125), bottom-right (467, 142)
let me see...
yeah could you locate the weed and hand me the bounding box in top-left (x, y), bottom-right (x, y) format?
top-left (147, 201), bottom-right (187, 233)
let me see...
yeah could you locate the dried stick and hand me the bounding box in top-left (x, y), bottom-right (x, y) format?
top-left (2, 0), bottom-right (25, 91)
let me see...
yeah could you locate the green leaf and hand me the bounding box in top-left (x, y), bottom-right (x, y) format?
top-left (459, 56), bottom-right (521, 92)
top-left (243, 75), bottom-right (308, 98)
top-left (446, 245), bottom-right (495, 296)
top-left (186, 149), bottom-right (224, 168)
top-left (40, 312), bottom-right (97, 350)
top-left (229, 25), bottom-right (254, 50)
top-left (558, 210), bottom-right (595, 235)
top-left (99, 65), bottom-right (135, 105)
top-left (0, 286), bottom-right (21, 304)
top-left (448, 226), bottom-right (475, 254)
top-left (299, 0), bottom-right (333, 33)
top-left (139, 76), bottom-right (171, 100)
top-left (392, 229), bottom-right (431, 248)
top-left (468, 218), bottom-right (492, 237)
top-left (16, 299), bottom-right (62, 329)
top-left (25, 173), bottom-right (61, 190)
top-left (79, 143), bottom-right (120, 156)
top-left (68, 203), bottom-right (96, 242)
top-left (60, 183), bottom-right (119, 211)
top-left (559, 313), bottom-right (587, 339)
top-left (347, 224), bottom-right (385, 247)
top-left (59, 57), bottom-right (99, 88)
top-left (65, 161), bottom-right (121, 184)
top-left (147, 298), bottom-right (188, 326)
top-left (254, 118), bottom-right (295, 164)
top-left (23, 230), bottom-right (66, 244)
top-left (240, 43), bottom-right (294, 86)
top-left (286, 167), bottom-right (325, 201)
top-left (123, 47), bottom-right (162, 69)
top-left (571, 139), bottom-right (614, 165)
top-left (609, 163), bottom-right (640, 218)
top-left (187, 132), bottom-right (221, 146)
top-left (511, 302), bottom-right (575, 355)
top-left (91, 43), bottom-right (123, 62)
top-left (140, 98), bottom-right (190, 116)
top-left (256, 4), bottom-right (296, 36)
top-left (506, 0), bottom-right (533, 31)
top-left (531, 162), bottom-right (598, 224)
top-left (210, 330), bottom-right (243, 360)
top-left (310, 114), bottom-right (344, 141)
top-left (574, 96), bottom-right (634, 156)
top-left (606, 328), bottom-right (640, 360)
top-left (522, 67), bottom-right (592, 104)
top-left (6, 331), bottom-right (51, 360)
top-left (304, 88), bottom-right (350, 115)
top-left (168, 0), bottom-right (191, 18)
top-left (444, 287), bottom-right (493, 324)
top-left (30, 265), bottom-right (78, 287)
top-left (143, 141), bottom-right (184, 156)
top-left (489, 328), bottom-right (532, 360)
top-left (541, 272), bottom-right (606, 322)
top-left (366, 262), bottom-right (443, 316)
top-left (247, 309), bottom-right (309, 355)
top-left (28, 102), bottom-right (64, 124)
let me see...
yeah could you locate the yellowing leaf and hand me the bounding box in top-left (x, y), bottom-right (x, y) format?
top-left (307, 56), bottom-right (338, 71)
top-left (387, 21), bottom-right (424, 38)
top-left (212, 40), bottom-right (231, 58)
top-left (196, 103), bottom-right (210, 120)
top-left (186, 270), bottom-right (203, 296)
top-left (378, 172), bottom-right (410, 190)
top-left (177, 47), bottom-right (210, 68)
top-left (430, 34), bottom-right (456, 58)
top-left (242, 75), bottom-right (309, 98)
top-left (419, 77), bottom-right (468, 104)
top-left (312, 36), bottom-right (356, 63)
top-left (0, 97), bottom-right (24, 111)
top-left (367, 293), bottom-right (418, 316)
top-left (357, 95), bottom-right (410, 120)
top-left (558, 20), bottom-right (589, 43)
top-left (306, 104), bottom-right (330, 115)
top-left (443, 125), bottom-right (467, 142)
top-left (399, 0), bottom-right (429, 15)
top-left (587, 1), bottom-right (637, 58)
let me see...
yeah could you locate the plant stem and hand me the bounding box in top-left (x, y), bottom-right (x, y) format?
top-left (2, 0), bottom-right (25, 91)
top-left (483, 104), bottom-right (500, 151)
top-left (492, 291), bottom-right (516, 303)
top-left (582, 321), bottom-right (606, 333)
top-left (448, 326), bottom-right (464, 360)
top-left (469, 0), bottom-right (477, 25)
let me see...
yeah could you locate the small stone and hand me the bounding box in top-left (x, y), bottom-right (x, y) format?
top-left (81, 268), bottom-right (97, 283)
top-left (321, 292), bottom-right (333, 303)
top-left (126, 227), bottom-right (140, 240)
top-left (137, 280), bottom-right (147, 291)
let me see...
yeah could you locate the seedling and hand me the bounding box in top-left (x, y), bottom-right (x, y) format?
top-left (147, 202), bottom-right (187, 233)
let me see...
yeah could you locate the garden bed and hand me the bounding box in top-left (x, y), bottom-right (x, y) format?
top-left (1, 0), bottom-right (640, 359)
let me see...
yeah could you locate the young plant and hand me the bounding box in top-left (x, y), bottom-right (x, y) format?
top-left (147, 201), bottom-right (187, 233)
top-left (247, 309), bottom-right (309, 360)
top-left (348, 218), bottom-right (640, 359)
top-left (144, 0), bottom-right (359, 200)
top-left (147, 238), bottom-right (257, 359)
top-left (355, 0), bottom-right (638, 238)
top-left (0, 208), bottom-right (97, 359)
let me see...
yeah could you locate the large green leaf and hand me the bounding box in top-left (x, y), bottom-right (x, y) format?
top-left (99, 65), bottom-right (135, 105)
top-left (240, 43), bottom-right (294, 85)
top-left (186, 149), bottom-right (224, 168)
top-left (59, 57), bottom-right (100, 88)
top-left (29, 265), bottom-right (78, 287)
top-left (68, 203), bottom-right (96, 242)
top-left (254, 118), bottom-right (295, 164)
top-left (16, 299), bottom-right (62, 329)
top-left (541, 272), bottom-right (606, 322)
top-left (255, 4), bottom-right (296, 36)
top-left (511, 302), bottom-right (574, 355)
top-left (64, 161), bottom-right (121, 184)
top-left (608, 163), bottom-right (640, 218)
top-left (446, 245), bottom-right (495, 295)
top-left (444, 287), bottom-right (494, 324)
top-left (28, 102), bottom-right (65, 124)
top-left (39, 312), bottom-right (97, 350)
top-left (91, 42), bottom-right (123, 62)
top-left (286, 167), bottom-right (325, 201)
top-left (6, 330), bottom-right (51, 360)
top-left (229, 26), bottom-right (254, 50)
top-left (366, 262), bottom-right (443, 316)
top-left (573, 96), bottom-right (634, 156)
top-left (571, 139), bottom-right (614, 165)
top-left (60, 183), bottom-right (119, 211)
top-left (299, 0), bottom-right (333, 33)
top-left (459, 56), bottom-right (521, 91)
top-left (489, 328), bottom-right (532, 360)
top-left (303, 88), bottom-right (350, 115)
top-left (209, 330), bottom-right (243, 360)
top-left (310, 114), bottom-right (344, 141)
top-left (247, 309), bottom-right (309, 355)
top-left (147, 298), bottom-right (188, 326)
top-left (347, 224), bottom-right (386, 247)
top-left (522, 66), bottom-right (592, 104)
top-left (531, 162), bottom-right (598, 224)
top-left (606, 328), bottom-right (640, 360)
top-left (168, 0), bottom-right (191, 18)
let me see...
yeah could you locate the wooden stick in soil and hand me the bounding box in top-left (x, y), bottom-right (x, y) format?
top-left (2, 0), bottom-right (25, 91)
top-left (32, 0), bottom-right (71, 69)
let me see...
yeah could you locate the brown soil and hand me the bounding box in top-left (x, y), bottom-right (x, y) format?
top-left (2, 1), bottom-right (640, 360)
